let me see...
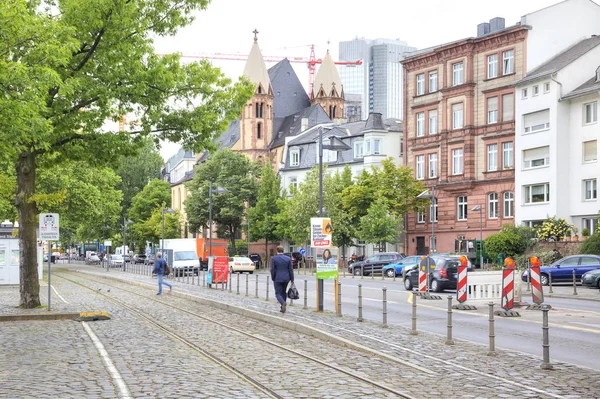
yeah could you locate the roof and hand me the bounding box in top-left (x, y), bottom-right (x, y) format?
top-left (243, 40), bottom-right (271, 91)
top-left (268, 59), bottom-right (311, 118)
top-left (164, 147), bottom-right (194, 172)
top-left (312, 52), bottom-right (344, 98)
top-left (519, 35), bottom-right (600, 85)
top-left (562, 73), bottom-right (600, 100)
top-left (270, 104), bottom-right (331, 148)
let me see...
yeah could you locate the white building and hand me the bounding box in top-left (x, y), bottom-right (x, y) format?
top-left (515, 35), bottom-right (600, 232)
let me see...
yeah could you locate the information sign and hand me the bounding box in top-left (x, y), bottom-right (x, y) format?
top-left (39, 213), bottom-right (59, 240)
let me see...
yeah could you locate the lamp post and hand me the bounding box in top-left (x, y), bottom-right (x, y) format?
top-left (161, 203), bottom-right (176, 253)
top-left (471, 205), bottom-right (483, 268)
top-left (318, 129), bottom-right (351, 312)
top-left (122, 217), bottom-right (132, 270)
top-left (208, 181), bottom-right (228, 258)
top-left (246, 216), bottom-right (250, 256)
top-left (417, 187), bottom-right (436, 254)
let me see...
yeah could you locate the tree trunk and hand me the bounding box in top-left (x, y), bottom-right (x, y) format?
top-left (15, 152), bottom-right (41, 308)
top-left (264, 240), bottom-right (268, 270)
top-left (229, 226), bottom-right (236, 255)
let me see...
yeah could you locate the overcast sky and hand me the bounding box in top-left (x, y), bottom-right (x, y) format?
top-left (154, 0), bottom-right (578, 160)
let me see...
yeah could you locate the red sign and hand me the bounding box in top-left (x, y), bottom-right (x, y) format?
top-left (212, 256), bottom-right (229, 283)
top-left (313, 240), bottom-right (330, 246)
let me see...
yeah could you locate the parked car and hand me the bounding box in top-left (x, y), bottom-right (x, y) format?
top-left (284, 252), bottom-right (300, 268)
top-left (132, 254), bottom-right (147, 264)
top-left (144, 255), bottom-right (155, 266)
top-left (110, 254), bottom-right (125, 267)
top-left (382, 255), bottom-right (424, 277)
top-left (404, 256), bottom-right (470, 292)
top-left (249, 253), bottom-right (262, 268)
top-left (348, 252), bottom-right (405, 276)
top-left (581, 268), bottom-right (600, 288)
top-left (229, 256), bottom-right (255, 273)
top-left (521, 255), bottom-right (600, 285)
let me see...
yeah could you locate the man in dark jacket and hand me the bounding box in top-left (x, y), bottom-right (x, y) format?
top-left (152, 252), bottom-right (172, 295)
top-left (270, 246), bottom-right (294, 313)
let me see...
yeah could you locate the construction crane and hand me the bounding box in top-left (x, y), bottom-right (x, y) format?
top-left (173, 45), bottom-right (362, 94)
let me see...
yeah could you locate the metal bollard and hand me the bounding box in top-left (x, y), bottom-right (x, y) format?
top-left (337, 281), bottom-right (342, 317)
top-left (343, 267), bottom-right (346, 278)
top-left (352, 266), bottom-right (354, 279)
top-left (540, 304), bottom-right (553, 370)
top-left (548, 270), bottom-right (553, 293)
top-left (361, 265), bottom-right (364, 280)
top-left (202, 270), bottom-right (206, 288)
top-left (526, 265), bottom-right (531, 292)
top-left (265, 276), bottom-right (270, 301)
top-left (187, 271), bottom-right (190, 285)
top-left (382, 287), bottom-right (388, 328)
top-left (357, 284), bottom-right (364, 322)
top-left (381, 269), bottom-right (384, 280)
top-left (410, 289), bottom-right (418, 335)
top-left (572, 269), bottom-right (578, 295)
top-left (488, 302), bottom-right (496, 356)
top-left (371, 267), bottom-right (374, 280)
top-left (228, 272), bottom-right (232, 293)
top-left (446, 296), bottom-right (454, 345)
top-left (245, 273), bottom-right (249, 296)
top-left (255, 274), bottom-right (259, 298)
top-left (236, 273), bottom-right (240, 295)
top-left (303, 279), bottom-right (308, 310)
top-left (393, 270), bottom-right (396, 282)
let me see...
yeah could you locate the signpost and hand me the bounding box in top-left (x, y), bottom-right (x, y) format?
top-left (39, 213), bottom-right (59, 311)
top-left (311, 218), bottom-right (333, 311)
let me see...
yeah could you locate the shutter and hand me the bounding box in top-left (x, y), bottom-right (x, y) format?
top-left (487, 97), bottom-right (498, 111)
top-left (502, 94), bottom-right (514, 121)
top-left (584, 140), bottom-right (597, 162)
top-left (523, 146), bottom-right (549, 161)
top-left (524, 109), bottom-right (550, 128)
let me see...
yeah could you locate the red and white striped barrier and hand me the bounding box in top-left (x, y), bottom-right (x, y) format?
top-left (418, 268), bottom-right (427, 292)
top-left (501, 257), bottom-right (515, 310)
top-left (529, 256), bottom-right (544, 305)
top-left (457, 256), bottom-right (469, 303)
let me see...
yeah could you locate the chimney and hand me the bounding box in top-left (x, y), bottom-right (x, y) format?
top-left (363, 113), bottom-right (384, 131)
top-left (489, 17), bottom-right (505, 33)
top-left (301, 117), bottom-right (308, 131)
top-left (477, 22), bottom-right (490, 37)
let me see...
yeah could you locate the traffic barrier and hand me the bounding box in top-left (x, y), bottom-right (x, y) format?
top-left (418, 268), bottom-right (427, 292)
top-left (529, 256), bottom-right (544, 305)
top-left (457, 256), bottom-right (468, 303)
top-left (500, 257), bottom-right (515, 311)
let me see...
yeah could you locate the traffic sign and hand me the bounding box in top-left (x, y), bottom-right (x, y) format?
top-left (299, 248), bottom-right (306, 255)
top-left (39, 213), bottom-right (59, 240)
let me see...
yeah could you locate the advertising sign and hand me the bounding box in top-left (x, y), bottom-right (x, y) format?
top-left (207, 256), bottom-right (229, 285)
top-left (316, 248), bottom-right (338, 279)
top-left (311, 217), bottom-right (332, 248)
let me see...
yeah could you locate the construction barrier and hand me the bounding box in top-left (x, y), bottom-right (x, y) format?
top-left (418, 268), bottom-right (427, 292)
top-left (501, 257), bottom-right (515, 310)
top-left (529, 256), bottom-right (544, 305)
top-left (457, 256), bottom-right (468, 303)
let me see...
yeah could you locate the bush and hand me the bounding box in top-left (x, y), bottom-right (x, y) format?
top-left (485, 224), bottom-right (530, 261)
top-left (537, 216), bottom-right (573, 241)
top-left (579, 233), bottom-right (600, 255)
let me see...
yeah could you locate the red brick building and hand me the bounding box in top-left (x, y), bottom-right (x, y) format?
top-left (401, 19), bottom-right (527, 255)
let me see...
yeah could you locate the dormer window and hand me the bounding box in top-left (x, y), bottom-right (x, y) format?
top-left (354, 140), bottom-right (364, 158)
top-left (290, 148), bottom-right (300, 166)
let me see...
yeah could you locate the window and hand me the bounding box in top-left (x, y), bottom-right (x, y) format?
top-left (544, 82), bottom-right (550, 93)
top-left (289, 177), bottom-right (298, 190)
top-left (524, 110), bottom-right (550, 133)
top-left (532, 85), bottom-right (539, 96)
top-left (290, 148), bottom-right (300, 166)
top-left (323, 148), bottom-right (337, 162)
top-left (584, 179), bottom-right (597, 200)
top-left (457, 196), bottom-right (468, 220)
top-left (429, 71), bottom-right (438, 92)
top-left (503, 192), bottom-right (514, 218)
top-left (416, 112), bottom-right (425, 137)
top-left (257, 122), bottom-right (262, 139)
top-left (521, 88), bottom-right (528, 99)
top-left (416, 155), bottom-right (425, 180)
top-left (523, 146), bottom-right (550, 169)
top-left (502, 142), bottom-right (513, 169)
top-left (583, 140), bottom-right (597, 163)
top-left (487, 144), bottom-right (498, 171)
top-left (503, 50), bottom-right (514, 75)
top-left (373, 139), bottom-right (381, 155)
top-left (584, 102), bottom-right (598, 124)
top-left (583, 217), bottom-right (598, 235)
top-left (430, 198), bottom-right (438, 222)
top-left (428, 110), bottom-right (438, 134)
top-left (417, 211), bottom-right (425, 223)
top-left (452, 103), bottom-right (463, 129)
top-left (353, 140), bottom-right (363, 158)
top-left (487, 97), bottom-right (498, 124)
top-left (452, 148), bottom-right (463, 175)
top-left (452, 62), bottom-right (464, 86)
top-left (502, 93), bottom-right (514, 121)
top-left (487, 54), bottom-right (498, 78)
top-left (416, 73), bottom-right (425, 95)
top-left (488, 193), bottom-right (498, 219)
top-left (524, 183), bottom-right (550, 204)
top-left (428, 153), bottom-right (438, 178)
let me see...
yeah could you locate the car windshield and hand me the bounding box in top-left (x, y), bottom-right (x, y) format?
top-left (113, 255), bottom-right (123, 260)
top-left (233, 257), bottom-right (251, 263)
top-left (175, 251), bottom-right (197, 261)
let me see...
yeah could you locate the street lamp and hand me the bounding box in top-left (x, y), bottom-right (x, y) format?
top-left (417, 187), bottom-right (436, 254)
top-left (161, 203), bottom-right (176, 254)
top-left (471, 205), bottom-right (483, 268)
top-left (318, 129), bottom-right (351, 312)
top-left (123, 217), bottom-right (132, 270)
top-left (208, 181), bottom-right (228, 258)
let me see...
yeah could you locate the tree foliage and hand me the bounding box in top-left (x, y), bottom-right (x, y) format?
top-left (1, 0), bottom-right (254, 307)
top-left (579, 233), bottom-right (600, 255)
top-left (185, 149), bottom-right (259, 254)
top-left (357, 197), bottom-right (401, 245)
top-left (128, 178), bottom-right (175, 246)
top-left (248, 162), bottom-right (282, 258)
top-left (484, 224), bottom-right (531, 261)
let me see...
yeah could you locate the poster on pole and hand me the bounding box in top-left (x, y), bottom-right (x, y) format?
top-left (316, 247), bottom-right (338, 279)
top-left (311, 218), bottom-right (332, 248)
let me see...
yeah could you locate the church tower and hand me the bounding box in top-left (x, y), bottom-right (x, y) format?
top-left (240, 30), bottom-right (274, 162)
top-left (311, 51), bottom-right (344, 120)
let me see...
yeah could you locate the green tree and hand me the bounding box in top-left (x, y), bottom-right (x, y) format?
top-left (248, 163), bottom-right (282, 263)
top-left (136, 207), bottom-right (181, 245)
top-left (185, 149), bottom-right (259, 254)
top-left (327, 166), bottom-right (355, 262)
top-left (1, 0), bottom-right (254, 307)
top-left (357, 198), bottom-right (401, 247)
top-left (484, 224), bottom-right (531, 261)
top-left (579, 232), bottom-right (600, 255)
top-left (128, 179), bottom-right (172, 245)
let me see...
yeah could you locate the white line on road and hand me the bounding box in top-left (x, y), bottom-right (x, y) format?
top-left (82, 322), bottom-right (132, 399)
top-left (51, 285), bottom-right (69, 304)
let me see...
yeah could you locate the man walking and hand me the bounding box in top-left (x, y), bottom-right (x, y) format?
top-left (271, 246), bottom-right (294, 313)
top-left (153, 252), bottom-right (172, 295)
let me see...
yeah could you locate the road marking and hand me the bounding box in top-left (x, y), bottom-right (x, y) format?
top-left (51, 285), bottom-right (69, 304)
top-left (82, 322), bottom-right (132, 399)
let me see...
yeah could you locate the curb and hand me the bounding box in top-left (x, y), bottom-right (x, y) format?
top-left (0, 312), bottom-right (81, 322)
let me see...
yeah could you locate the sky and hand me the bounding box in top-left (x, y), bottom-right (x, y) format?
top-left (153, 0), bottom-right (577, 161)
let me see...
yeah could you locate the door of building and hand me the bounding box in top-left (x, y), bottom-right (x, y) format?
top-left (416, 237), bottom-right (426, 255)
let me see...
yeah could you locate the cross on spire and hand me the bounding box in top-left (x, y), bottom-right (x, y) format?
top-left (253, 29), bottom-right (259, 41)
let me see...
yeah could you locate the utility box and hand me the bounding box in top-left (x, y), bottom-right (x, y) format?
top-left (0, 239), bottom-right (43, 285)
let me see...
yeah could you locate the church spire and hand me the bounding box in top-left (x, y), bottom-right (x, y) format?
top-left (243, 30), bottom-right (272, 94)
top-left (311, 51), bottom-right (344, 120)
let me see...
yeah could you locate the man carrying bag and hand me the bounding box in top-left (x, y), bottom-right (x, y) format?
top-left (270, 246), bottom-right (294, 313)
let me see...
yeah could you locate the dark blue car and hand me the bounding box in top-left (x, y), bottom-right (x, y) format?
top-left (521, 254), bottom-right (600, 285)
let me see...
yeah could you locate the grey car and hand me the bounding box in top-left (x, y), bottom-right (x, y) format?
top-left (348, 252), bottom-right (405, 276)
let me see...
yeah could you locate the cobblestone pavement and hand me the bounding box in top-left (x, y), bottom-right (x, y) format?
top-left (1, 263), bottom-right (599, 399)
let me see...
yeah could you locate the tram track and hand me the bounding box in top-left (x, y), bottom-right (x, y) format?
top-left (56, 271), bottom-right (419, 399)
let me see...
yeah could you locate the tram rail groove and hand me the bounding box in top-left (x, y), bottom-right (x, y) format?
top-left (57, 272), bottom-right (418, 399)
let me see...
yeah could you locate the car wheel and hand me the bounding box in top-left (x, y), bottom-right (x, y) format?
top-left (353, 268), bottom-right (362, 276)
top-left (540, 274), bottom-right (549, 286)
top-left (249, 271), bottom-right (254, 274)
top-left (431, 279), bottom-right (441, 292)
top-left (404, 278), bottom-right (413, 290)
top-left (385, 268), bottom-right (395, 278)
top-left (229, 267), bottom-right (235, 275)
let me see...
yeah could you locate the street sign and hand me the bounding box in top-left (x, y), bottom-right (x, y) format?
top-left (39, 213), bottom-right (59, 240)
top-left (299, 248), bottom-right (306, 255)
